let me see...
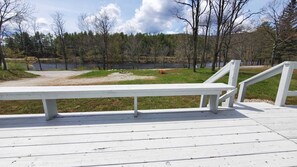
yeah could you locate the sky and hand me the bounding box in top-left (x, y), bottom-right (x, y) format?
top-left (28, 0), bottom-right (274, 34)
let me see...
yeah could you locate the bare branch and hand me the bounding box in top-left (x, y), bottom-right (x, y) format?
top-left (174, 0), bottom-right (193, 8)
top-left (176, 14), bottom-right (193, 28)
top-left (78, 13), bottom-right (92, 32)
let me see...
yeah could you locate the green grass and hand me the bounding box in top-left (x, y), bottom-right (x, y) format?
top-left (0, 68), bottom-right (296, 115)
top-left (0, 70), bottom-right (37, 81)
top-left (78, 68), bottom-right (216, 84)
top-left (75, 70), bottom-right (119, 78)
top-left (0, 62), bottom-right (37, 81)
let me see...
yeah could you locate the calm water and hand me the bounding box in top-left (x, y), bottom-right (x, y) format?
top-left (32, 62), bottom-right (224, 71)
top-left (32, 63), bottom-right (184, 71)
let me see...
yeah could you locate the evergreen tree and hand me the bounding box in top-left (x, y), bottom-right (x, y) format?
top-left (278, 0), bottom-right (297, 61)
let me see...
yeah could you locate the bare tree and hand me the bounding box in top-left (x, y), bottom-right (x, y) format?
top-left (201, 3), bottom-right (212, 68)
top-left (14, 16), bottom-right (30, 70)
top-left (93, 11), bottom-right (114, 70)
top-left (31, 18), bottom-right (43, 70)
top-left (78, 13), bottom-right (92, 32)
top-left (222, 0), bottom-right (255, 65)
top-left (175, 0), bottom-right (208, 72)
top-left (127, 34), bottom-right (141, 69)
top-left (263, 0), bottom-right (286, 66)
top-left (0, 0), bottom-right (32, 70)
top-left (176, 26), bottom-right (193, 68)
top-left (52, 12), bottom-right (68, 70)
top-left (210, 0), bottom-right (251, 71)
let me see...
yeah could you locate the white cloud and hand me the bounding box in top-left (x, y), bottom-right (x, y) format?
top-left (234, 15), bottom-right (257, 32)
top-left (36, 17), bottom-right (48, 26)
top-left (117, 0), bottom-right (181, 34)
top-left (98, 3), bottom-right (121, 21)
top-left (82, 3), bottom-right (121, 32)
top-left (79, 1), bottom-right (183, 34)
top-left (36, 17), bottom-right (51, 34)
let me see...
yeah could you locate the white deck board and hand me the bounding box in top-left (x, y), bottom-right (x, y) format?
top-left (1, 141), bottom-right (297, 166)
top-left (110, 151), bottom-right (297, 167)
top-left (0, 132), bottom-right (284, 158)
top-left (0, 125), bottom-right (270, 148)
top-left (0, 119), bottom-right (259, 138)
top-left (0, 102), bottom-right (297, 166)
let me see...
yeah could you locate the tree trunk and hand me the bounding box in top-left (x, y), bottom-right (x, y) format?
top-left (26, 62), bottom-right (30, 71)
top-left (212, 39), bottom-right (220, 71)
top-left (38, 38), bottom-right (43, 71)
top-left (61, 38), bottom-right (68, 70)
top-left (0, 54), bottom-right (2, 68)
top-left (63, 49), bottom-right (68, 70)
top-left (54, 56), bottom-right (58, 69)
top-left (2, 54), bottom-right (7, 70)
top-left (0, 46), bottom-right (7, 70)
top-left (188, 57), bottom-right (191, 69)
top-left (102, 53), bottom-right (106, 70)
top-left (37, 57), bottom-right (42, 71)
top-left (271, 43), bottom-right (277, 67)
top-left (212, 17), bottom-right (221, 71)
top-left (201, 5), bottom-right (212, 68)
top-left (104, 34), bottom-right (109, 70)
top-left (192, 31), bottom-right (198, 72)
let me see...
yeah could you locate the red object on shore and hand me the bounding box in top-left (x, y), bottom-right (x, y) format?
top-left (159, 69), bottom-right (166, 74)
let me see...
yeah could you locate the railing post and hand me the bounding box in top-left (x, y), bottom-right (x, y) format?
top-left (223, 60), bottom-right (240, 107)
top-left (209, 94), bottom-right (219, 114)
top-left (134, 96), bottom-right (138, 117)
top-left (237, 83), bottom-right (247, 102)
top-left (200, 60), bottom-right (241, 108)
top-left (275, 62), bottom-right (294, 106)
top-left (200, 95), bottom-right (208, 108)
top-left (42, 99), bottom-right (58, 121)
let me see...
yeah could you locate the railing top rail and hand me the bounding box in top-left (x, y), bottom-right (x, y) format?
top-left (201, 59), bottom-right (241, 108)
top-left (239, 62), bottom-right (284, 86)
top-left (286, 61), bottom-right (297, 68)
top-left (204, 60), bottom-right (240, 84)
top-left (238, 61), bottom-right (297, 106)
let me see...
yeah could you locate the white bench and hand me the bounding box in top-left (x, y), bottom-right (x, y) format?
top-left (0, 83), bottom-right (234, 120)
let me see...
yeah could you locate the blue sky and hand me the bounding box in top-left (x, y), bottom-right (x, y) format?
top-left (28, 0), bottom-right (273, 34)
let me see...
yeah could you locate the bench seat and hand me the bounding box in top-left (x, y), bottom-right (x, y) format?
top-left (0, 83), bottom-right (235, 120)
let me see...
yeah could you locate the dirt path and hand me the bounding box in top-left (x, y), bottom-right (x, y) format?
top-left (0, 71), bottom-right (156, 86)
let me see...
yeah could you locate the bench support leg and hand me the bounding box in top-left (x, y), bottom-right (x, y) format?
top-left (134, 96), bottom-right (138, 117)
top-left (209, 95), bottom-right (219, 114)
top-left (42, 99), bottom-right (58, 121)
top-left (200, 95), bottom-right (208, 108)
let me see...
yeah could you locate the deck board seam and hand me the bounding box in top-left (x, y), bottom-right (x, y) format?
top-left (0, 131), bottom-right (276, 148)
top-left (0, 126), bottom-right (269, 139)
top-left (0, 124), bottom-right (262, 139)
top-left (69, 150), bottom-right (297, 167)
top-left (245, 115), bottom-right (297, 145)
top-left (0, 115), bottom-right (247, 127)
top-left (0, 139), bottom-right (290, 159)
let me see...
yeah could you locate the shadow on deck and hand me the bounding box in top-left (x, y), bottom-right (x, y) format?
top-left (0, 108), bottom-right (247, 129)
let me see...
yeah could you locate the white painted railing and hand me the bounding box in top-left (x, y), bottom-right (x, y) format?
top-left (237, 61), bottom-right (297, 106)
top-left (200, 60), bottom-right (241, 108)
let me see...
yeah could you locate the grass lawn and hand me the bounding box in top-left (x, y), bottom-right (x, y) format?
top-left (0, 70), bottom-right (37, 81)
top-left (0, 68), bottom-right (296, 115)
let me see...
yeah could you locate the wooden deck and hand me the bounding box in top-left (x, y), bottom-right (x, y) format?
top-left (0, 102), bottom-right (297, 166)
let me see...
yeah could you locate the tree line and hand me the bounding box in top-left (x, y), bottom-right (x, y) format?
top-left (0, 0), bottom-right (296, 71)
